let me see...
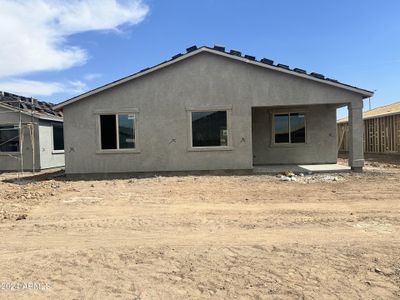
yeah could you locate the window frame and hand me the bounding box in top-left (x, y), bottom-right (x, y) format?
top-left (51, 123), bottom-right (65, 154)
top-left (0, 123), bottom-right (20, 154)
top-left (271, 110), bottom-right (308, 146)
top-left (95, 109), bottom-right (140, 154)
top-left (186, 105), bottom-right (233, 152)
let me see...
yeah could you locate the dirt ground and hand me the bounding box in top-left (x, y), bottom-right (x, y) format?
top-left (0, 159), bottom-right (399, 299)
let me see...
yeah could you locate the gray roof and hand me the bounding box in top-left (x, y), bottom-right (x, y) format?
top-left (0, 91), bottom-right (63, 121)
top-left (55, 45), bottom-right (374, 109)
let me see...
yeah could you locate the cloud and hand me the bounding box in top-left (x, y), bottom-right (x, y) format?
top-left (0, 0), bottom-right (149, 78)
top-left (0, 79), bottom-right (88, 97)
top-left (68, 80), bottom-right (88, 93)
top-left (55, 0), bottom-right (149, 34)
top-left (83, 73), bottom-right (102, 81)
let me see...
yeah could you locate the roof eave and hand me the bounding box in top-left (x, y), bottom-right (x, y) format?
top-left (35, 115), bottom-right (63, 122)
top-left (54, 47), bottom-right (374, 110)
top-left (0, 103), bottom-right (63, 122)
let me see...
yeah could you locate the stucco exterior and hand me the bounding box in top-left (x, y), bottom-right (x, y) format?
top-left (38, 120), bottom-right (65, 169)
top-left (0, 105), bottom-right (64, 171)
top-left (252, 104), bottom-right (338, 165)
top-left (60, 50), bottom-right (368, 175)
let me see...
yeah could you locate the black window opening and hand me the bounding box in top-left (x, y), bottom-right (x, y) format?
top-left (0, 125), bottom-right (20, 152)
top-left (100, 114), bottom-right (135, 150)
top-left (100, 115), bottom-right (117, 149)
top-left (274, 113), bottom-right (305, 144)
top-left (191, 111), bottom-right (228, 147)
top-left (53, 124), bottom-right (64, 151)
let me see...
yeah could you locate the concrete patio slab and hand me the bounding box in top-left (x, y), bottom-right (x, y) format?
top-left (253, 164), bottom-right (351, 174)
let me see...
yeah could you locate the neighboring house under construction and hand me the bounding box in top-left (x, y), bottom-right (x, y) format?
top-left (338, 102), bottom-right (400, 154)
top-left (0, 92), bottom-right (65, 172)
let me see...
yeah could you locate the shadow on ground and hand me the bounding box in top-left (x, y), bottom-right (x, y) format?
top-left (1, 168), bottom-right (257, 184)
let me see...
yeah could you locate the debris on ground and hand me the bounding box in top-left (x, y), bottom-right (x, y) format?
top-left (16, 214), bottom-right (27, 221)
top-left (278, 172), bottom-right (342, 183)
top-left (284, 171), bottom-right (295, 177)
top-left (279, 171), bottom-right (297, 181)
top-left (279, 175), bottom-right (296, 182)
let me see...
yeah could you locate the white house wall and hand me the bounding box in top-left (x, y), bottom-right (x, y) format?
top-left (38, 120), bottom-right (65, 169)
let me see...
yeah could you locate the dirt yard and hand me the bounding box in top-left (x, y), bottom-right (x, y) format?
top-left (0, 159), bottom-right (399, 299)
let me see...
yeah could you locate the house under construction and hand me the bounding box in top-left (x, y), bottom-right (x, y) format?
top-left (0, 92), bottom-right (64, 172)
top-left (338, 102), bottom-right (400, 154)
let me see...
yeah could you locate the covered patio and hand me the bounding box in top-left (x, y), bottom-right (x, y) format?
top-left (251, 102), bottom-right (364, 171)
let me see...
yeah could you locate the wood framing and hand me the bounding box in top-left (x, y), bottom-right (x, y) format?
top-left (338, 109), bottom-right (400, 154)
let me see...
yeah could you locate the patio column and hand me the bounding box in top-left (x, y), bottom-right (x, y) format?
top-left (348, 101), bottom-right (364, 171)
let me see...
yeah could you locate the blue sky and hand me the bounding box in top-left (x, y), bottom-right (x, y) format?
top-left (0, 0), bottom-right (399, 119)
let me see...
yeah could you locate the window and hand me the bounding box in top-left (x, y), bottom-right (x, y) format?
top-left (99, 113), bottom-right (136, 150)
top-left (0, 125), bottom-right (19, 152)
top-left (274, 112), bottom-right (305, 144)
top-left (118, 114), bottom-right (135, 149)
top-left (53, 124), bottom-right (64, 151)
top-left (191, 111), bottom-right (228, 147)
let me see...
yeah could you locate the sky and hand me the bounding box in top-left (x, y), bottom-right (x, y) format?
top-left (0, 0), bottom-right (399, 119)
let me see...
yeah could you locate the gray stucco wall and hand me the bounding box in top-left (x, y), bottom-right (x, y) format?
top-left (0, 106), bottom-right (64, 171)
top-left (38, 120), bottom-right (65, 169)
top-left (62, 51), bottom-right (364, 174)
top-left (0, 106), bottom-right (40, 171)
top-left (252, 105), bottom-right (337, 165)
